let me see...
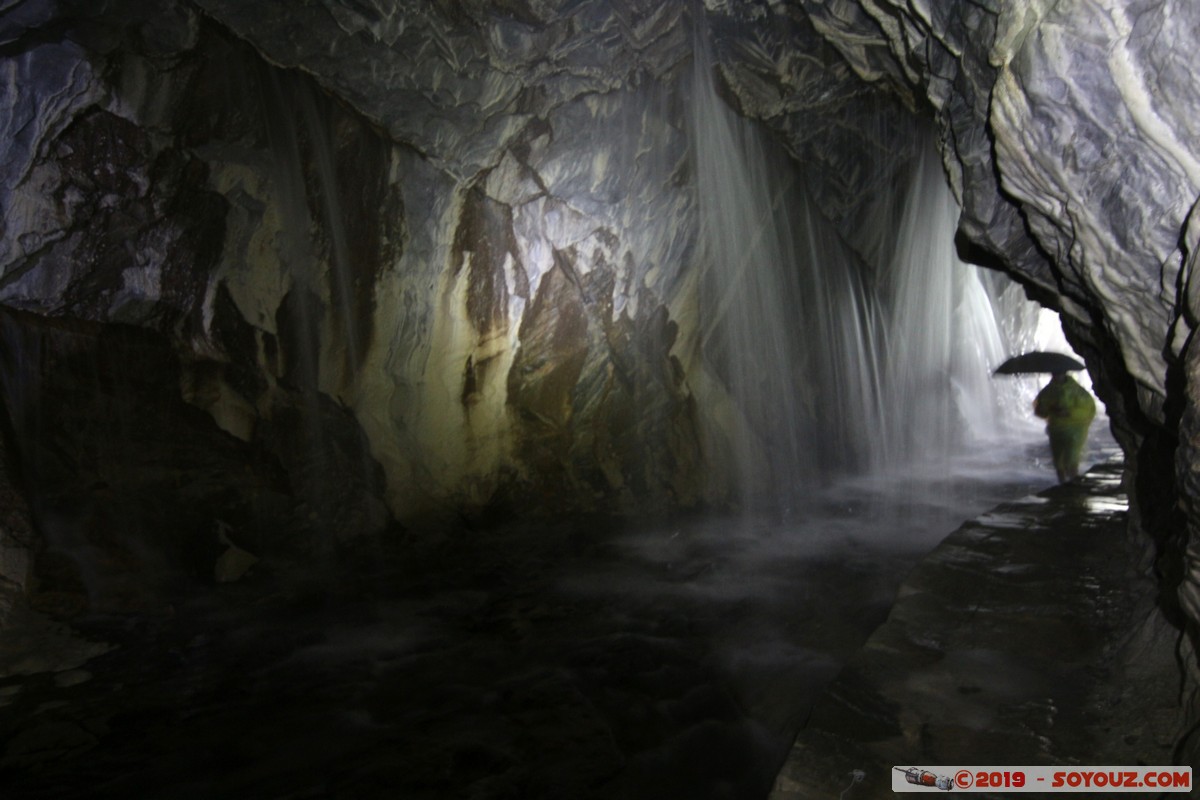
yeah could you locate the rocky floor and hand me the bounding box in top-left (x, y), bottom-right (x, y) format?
top-left (770, 461), bottom-right (1182, 800)
top-left (0, 439), bottom-right (1151, 800)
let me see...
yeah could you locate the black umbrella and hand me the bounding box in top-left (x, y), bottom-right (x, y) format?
top-left (993, 351), bottom-right (1085, 375)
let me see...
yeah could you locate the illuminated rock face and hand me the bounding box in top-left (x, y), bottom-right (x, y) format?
top-left (0, 1), bottom-right (923, 528)
top-left (0, 2), bottom-right (718, 525)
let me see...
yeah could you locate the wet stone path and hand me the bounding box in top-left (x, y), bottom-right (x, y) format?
top-left (771, 461), bottom-right (1181, 800)
top-left (0, 445), bottom-right (1151, 799)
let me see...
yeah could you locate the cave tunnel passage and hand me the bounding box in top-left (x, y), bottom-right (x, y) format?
top-left (0, 0), bottom-right (1180, 797)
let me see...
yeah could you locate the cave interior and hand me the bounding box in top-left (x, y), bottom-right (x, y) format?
top-left (0, 0), bottom-right (1198, 797)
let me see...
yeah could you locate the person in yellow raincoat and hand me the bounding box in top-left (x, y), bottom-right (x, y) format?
top-left (1034, 372), bottom-right (1096, 482)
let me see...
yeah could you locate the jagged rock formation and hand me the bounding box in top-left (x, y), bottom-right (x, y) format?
top-left (0, 1), bottom-right (710, 537)
top-left (1, 0), bottom-right (1199, 766)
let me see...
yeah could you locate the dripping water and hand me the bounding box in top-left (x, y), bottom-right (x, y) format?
top-left (258, 68), bottom-right (363, 396)
top-left (254, 65), bottom-right (380, 541)
top-left (688, 30), bottom-right (813, 510)
top-left (687, 27), bottom-right (1051, 513)
top-left (874, 142), bottom-right (1018, 469)
top-left (688, 31), bottom-right (892, 511)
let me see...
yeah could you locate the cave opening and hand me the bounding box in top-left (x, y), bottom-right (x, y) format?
top-left (0, 1), bottom-right (1194, 797)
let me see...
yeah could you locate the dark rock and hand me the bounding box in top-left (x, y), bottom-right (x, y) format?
top-left (0, 306), bottom-right (391, 611)
top-left (772, 465), bottom-right (1179, 798)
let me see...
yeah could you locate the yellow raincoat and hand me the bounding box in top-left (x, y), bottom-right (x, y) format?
top-left (1034, 373), bottom-right (1096, 482)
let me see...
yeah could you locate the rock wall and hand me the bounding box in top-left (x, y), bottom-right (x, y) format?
top-left (0, 0), bottom-right (730, 545)
top-left (785, 0), bottom-right (1200, 764)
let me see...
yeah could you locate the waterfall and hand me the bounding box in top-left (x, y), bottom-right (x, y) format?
top-left (688, 29), bottom-right (1039, 513)
top-left (875, 143), bottom-right (1016, 467)
top-left (689, 35), bottom-right (804, 509)
top-left (688, 32), bottom-right (888, 511)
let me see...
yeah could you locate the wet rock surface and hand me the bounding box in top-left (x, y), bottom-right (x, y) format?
top-left (771, 461), bottom-right (1180, 800)
top-left (0, 446), bottom-right (1089, 800)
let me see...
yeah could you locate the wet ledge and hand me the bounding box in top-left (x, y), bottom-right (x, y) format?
top-left (770, 460), bottom-right (1182, 799)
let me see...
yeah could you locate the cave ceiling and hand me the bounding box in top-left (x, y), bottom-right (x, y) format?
top-left (180, 0), bottom-right (1200, 410)
top-left (173, 0), bottom-right (917, 230)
